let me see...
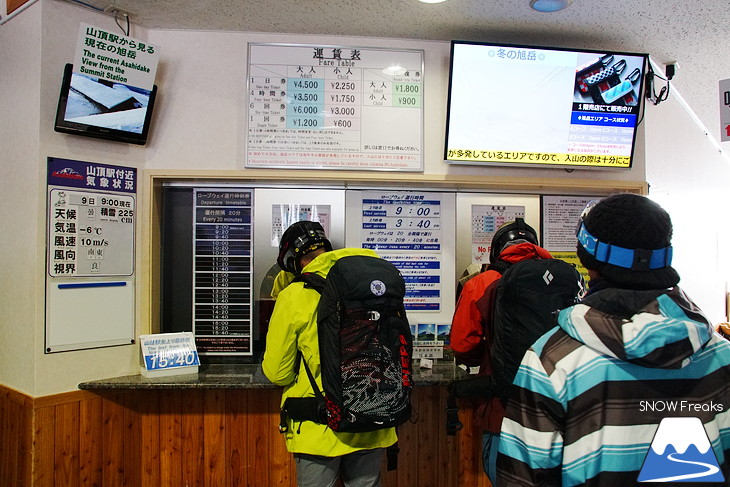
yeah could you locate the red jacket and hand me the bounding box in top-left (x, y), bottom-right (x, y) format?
top-left (450, 242), bottom-right (552, 432)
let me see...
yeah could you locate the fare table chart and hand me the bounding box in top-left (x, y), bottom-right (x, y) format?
top-left (246, 43), bottom-right (424, 171)
top-left (192, 189), bottom-right (254, 356)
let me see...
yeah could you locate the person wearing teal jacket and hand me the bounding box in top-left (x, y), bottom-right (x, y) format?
top-left (497, 194), bottom-right (730, 486)
top-left (262, 221), bottom-right (396, 487)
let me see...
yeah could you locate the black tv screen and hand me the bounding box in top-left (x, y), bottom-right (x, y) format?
top-left (445, 41), bottom-right (647, 170)
top-left (54, 63), bottom-right (157, 145)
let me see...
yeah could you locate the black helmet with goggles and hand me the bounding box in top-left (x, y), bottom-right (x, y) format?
top-left (277, 221), bottom-right (332, 274)
top-left (489, 218), bottom-right (539, 262)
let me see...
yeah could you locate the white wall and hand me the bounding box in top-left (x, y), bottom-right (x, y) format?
top-left (644, 91), bottom-right (730, 323)
top-left (0, 0), bottom-right (41, 396)
top-left (143, 27), bottom-right (647, 183)
top-left (2, 0), bottom-right (726, 396)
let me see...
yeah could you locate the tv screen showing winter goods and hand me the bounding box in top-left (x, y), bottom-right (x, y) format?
top-left (54, 63), bottom-right (157, 145)
top-left (444, 41), bottom-right (647, 170)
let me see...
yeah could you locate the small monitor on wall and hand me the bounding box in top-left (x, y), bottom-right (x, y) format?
top-left (444, 41), bottom-right (648, 170)
top-left (54, 63), bottom-right (157, 145)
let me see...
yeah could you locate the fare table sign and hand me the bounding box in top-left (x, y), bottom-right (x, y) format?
top-left (470, 205), bottom-right (526, 264)
top-left (246, 43), bottom-right (424, 171)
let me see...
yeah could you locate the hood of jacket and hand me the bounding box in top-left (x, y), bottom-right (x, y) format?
top-left (498, 242), bottom-right (552, 264)
top-left (558, 286), bottom-right (715, 369)
top-left (301, 247), bottom-right (380, 276)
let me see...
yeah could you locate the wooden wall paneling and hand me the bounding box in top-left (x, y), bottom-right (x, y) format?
top-left (54, 401), bottom-right (80, 486)
top-left (387, 387), bottom-right (418, 487)
top-left (4, 383), bottom-right (495, 487)
top-left (0, 387), bottom-right (21, 486)
top-left (247, 388), bottom-right (274, 486)
top-left (159, 390), bottom-right (183, 486)
top-left (456, 400), bottom-right (491, 487)
top-left (138, 390), bottom-right (161, 486)
top-left (20, 394), bottom-right (32, 487)
top-left (6, 0), bottom-right (30, 15)
top-left (182, 390), bottom-right (206, 486)
top-left (225, 389), bottom-right (248, 486)
top-left (123, 391), bottom-right (143, 487)
top-left (264, 388), bottom-right (298, 486)
top-left (416, 386), bottom-right (441, 487)
top-left (203, 389), bottom-right (226, 486)
top-left (102, 393), bottom-right (125, 487)
top-left (79, 395), bottom-right (103, 486)
top-left (437, 386), bottom-right (459, 487)
top-left (32, 404), bottom-right (55, 487)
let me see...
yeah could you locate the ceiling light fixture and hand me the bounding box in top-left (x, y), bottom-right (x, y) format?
top-left (530, 0), bottom-right (573, 12)
top-left (418, 0), bottom-right (448, 4)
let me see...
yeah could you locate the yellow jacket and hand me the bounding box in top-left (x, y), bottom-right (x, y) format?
top-left (262, 248), bottom-right (397, 455)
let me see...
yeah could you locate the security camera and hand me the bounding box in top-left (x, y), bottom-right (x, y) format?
top-left (665, 62), bottom-right (679, 80)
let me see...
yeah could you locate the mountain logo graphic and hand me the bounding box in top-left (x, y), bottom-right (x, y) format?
top-left (638, 417), bottom-right (725, 483)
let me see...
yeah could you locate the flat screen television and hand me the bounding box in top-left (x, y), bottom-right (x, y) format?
top-left (444, 41), bottom-right (648, 170)
top-left (54, 63), bottom-right (157, 145)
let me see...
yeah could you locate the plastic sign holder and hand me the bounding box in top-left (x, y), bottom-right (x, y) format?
top-left (139, 332), bottom-right (200, 378)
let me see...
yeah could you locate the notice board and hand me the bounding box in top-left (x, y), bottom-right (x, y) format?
top-left (45, 157), bottom-right (136, 352)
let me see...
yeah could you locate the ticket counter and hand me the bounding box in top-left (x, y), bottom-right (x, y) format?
top-left (73, 363), bottom-right (492, 487)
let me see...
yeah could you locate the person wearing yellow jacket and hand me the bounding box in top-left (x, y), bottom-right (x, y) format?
top-left (262, 221), bottom-right (397, 487)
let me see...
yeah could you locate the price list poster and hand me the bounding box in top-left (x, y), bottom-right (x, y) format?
top-left (358, 191), bottom-right (453, 313)
top-left (471, 205), bottom-right (526, 264)
top-left (246, 43), bottom-right (424, 171)
top-left (192, 189), bottom-right (253, 356)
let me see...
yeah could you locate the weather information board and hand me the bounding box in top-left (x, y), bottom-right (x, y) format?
top-left (246, 43), bottom-right (424, 171)
top-left (47, 158), bottom-right (136, 277)
top-left (192, 189), bottom-right (253, 356)
top-left (359, 191), bottom-right (444, 311)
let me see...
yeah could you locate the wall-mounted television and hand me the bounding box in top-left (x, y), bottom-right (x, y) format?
top-left (54, 63), bottom-right (157, 145)
top-left (444, 41), bottom-right (648, 170)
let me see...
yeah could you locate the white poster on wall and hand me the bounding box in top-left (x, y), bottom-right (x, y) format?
top-left (356, 190), bottom-right (450, 312)
top-left (246, 43), bottom-right (424, 171)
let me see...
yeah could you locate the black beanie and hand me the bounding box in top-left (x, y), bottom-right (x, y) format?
top-left (576, 193), bottom-right (680, 289)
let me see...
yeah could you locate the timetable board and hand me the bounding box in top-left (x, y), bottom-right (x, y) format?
top-left (246, 43), bottom-right (424, 171)
top-left (192, 189), bottom-right (254, 356)
top-left (358, 191), bottom-right (448, 312)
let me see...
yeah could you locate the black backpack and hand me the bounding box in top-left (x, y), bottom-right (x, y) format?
top-left (489, 258), bottom-right (584, 401)
top-left (282, 255), bottom-right (414, 433)
top-left (446, 257), bottom-right (583, 434)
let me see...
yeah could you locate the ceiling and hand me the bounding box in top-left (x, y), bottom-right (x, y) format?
top-left (74, 0), bottom-right (729, 143)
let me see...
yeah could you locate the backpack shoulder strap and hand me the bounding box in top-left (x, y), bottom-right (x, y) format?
top-left (486, 258), bottom-right (512, 275)
top-left (292, 272), bottom-right (327, 294)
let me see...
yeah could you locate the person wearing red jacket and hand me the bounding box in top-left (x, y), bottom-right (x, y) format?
top-left (450, 218), bottom-right (551, 483)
